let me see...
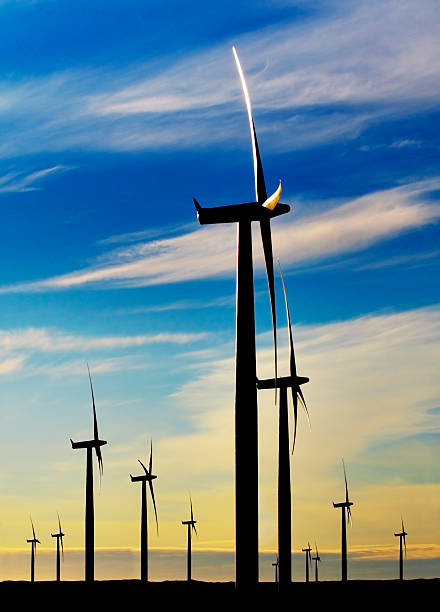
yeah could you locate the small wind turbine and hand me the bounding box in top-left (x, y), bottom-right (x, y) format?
top-left (333, 459), bottom-right (353, 581)
top-left (256, 261), bottom-right (309, 588)
top-left (70, 364), bottom-right (107, 582)
top-left (312, 543), bottom-right (321, 582)
top-left (302, 543), bottom-right (312, 582)
top-left (51, 514), bottom-right (65, 582)
top-left (394, 518), bottom-right (407, 580)
top-left (272, 555), bottom-right (279, 584)
top-left (130, 441), bottom-right (159, 582)
top-left (182, 497), bottom-right (197, 581)
top-left (27, 517), bottom-right (40, 583)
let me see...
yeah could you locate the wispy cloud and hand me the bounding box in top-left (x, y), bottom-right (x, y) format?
top-left (116, 295), bottom-right (236, 315)
top-left (0, 165), bottom-right (68, 194)
top-left (0, 327), bottom-right (206, 355)
top-left (1, 179), bottom-right (438, 293)
top-left (0, 1), bottom-right (438, 156)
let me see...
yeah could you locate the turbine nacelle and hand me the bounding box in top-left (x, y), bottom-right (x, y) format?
top-left (194, 199), bottom-right (290, 225)
top-left (333, 501), bottom-right (353, 508)
top-left (70, 438), bottom-right (107, 449)
top-left (51, 532), bottom-right (64, 538)
top-left (130, 473), bottom-right (157, 482)
top-left (256, 375), bottom-right (309, 390)
top-left (27, 538), bottom-right (40, 544)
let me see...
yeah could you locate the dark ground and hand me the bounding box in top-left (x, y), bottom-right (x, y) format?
top-left (1, 578), bottom-right (437, 609)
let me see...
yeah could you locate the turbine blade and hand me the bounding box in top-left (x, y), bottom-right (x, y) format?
top-left (342, 458), bottom-right (350, 504)
top-left (149, 480), bottom-right (159, 535)
top-left (192, 523), bottom-right (198, 536)
top-left (297, 387), bottom-right (311, 429)
top-left (260, 218), bottom-right (278, 400)
top-left (60, 535), bottom-right (64, 561)
top-left (58, 513), bottom-right (62, 535)
top-left (96, 445), bottom-right (103, 484)
top-left (277, 260), bottom-right (297, 377)
top-left (232, 46), bottom-right (267, 203)
top-left (403, 533), bottom-right (407, 556)
top-left (149, 440), bottom-right (153, 475)
top-left (31, 516), bottom-right (36, 540)
top-left (87, 364), bottom-right (99, 442)
top-left (290, 387), bottom-right (298, 454)
top-left (190, 496), bottom-right (194, 523)
top-left (138, 459), bottom-right (149, 476)
top-left (347, 504), bottom-right (353, 526)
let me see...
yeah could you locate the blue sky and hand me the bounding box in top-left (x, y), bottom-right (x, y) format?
top-left (0, 0), bottom-right (439, 581)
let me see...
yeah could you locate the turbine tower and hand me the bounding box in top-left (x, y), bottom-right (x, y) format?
top-left (302, 543), bottom-right (312, 582)
top-left (256, 262), bottom-right (309, 588)
top-left (181, 497), bottom-right (197, 582)
top-left (394, 518), bottom-right (407, 580)
top-left (333, 459), bottom-right (353, 581)
top-left (51, 514), bottom-right (65, 582)
top-left (194, 46), bottom-right (291, 589)
top-left (272, 555), bottom-right (279, 584)
top-left (27, 517), bottom-right (40, 583)
top-left (130, 441), bottom-right (158, 582)
top-left (70, 365), bottom-right (107, 582)
top-left (312, 543), bottom-right (321, 582)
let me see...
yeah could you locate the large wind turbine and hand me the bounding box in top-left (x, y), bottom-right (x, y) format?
top-left (70, 365), bottom-right (107, 582)
top-left (302, 543), bottom-right (312, 582)
top-left (130, 441), bottom-right (158, 582)
top-left (51, 514), bottom-right (65, 582)
top-left (257, 262), bottom-right (309, 587)
top-left (394, 518), bottom-right (407, 580)
top-left (181, 497), bottom-right (197, 582)
top-left (27, 517), bottom-right (40, 583)
top-left (333, 459), bottom-right (353, 581)
top-left (312, 543), bottom-right (321, 582)
top-left (194, 47), bottom-right (290, 589)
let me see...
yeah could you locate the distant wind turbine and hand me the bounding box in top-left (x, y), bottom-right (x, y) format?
top-left (257, 261), bottom-right (309, 588)
top-left (333, 459), bottom-right (353, 581)
top-left (302, 543), bottom-right (312, 582)
top-left (130, 441), bottom-right (159, 582)
top-left (394, 518), bottom-right (407, 580)
top-left (182, 497), bottom-right (197, 581)
top-left (312, 543), bottom-right (321, 582)
top-left (51, 514), bottom-right (65, 582)
top-left (27, 517), bottom-right (40, 583)
top-left (272, 555), bottom-right (279, 584)
top-left (70, 364), bottom-right (107, 582)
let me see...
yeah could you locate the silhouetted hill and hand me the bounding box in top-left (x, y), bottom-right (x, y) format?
top-left (0, 578), bottom-right (437, 609)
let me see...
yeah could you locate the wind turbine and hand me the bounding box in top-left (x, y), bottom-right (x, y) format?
top-left (394, 518), bottom-right (407, 580)
top-left (302, 543), bottom-right (312, 582)
top-left (257, 261), bottom-right (309, 587)
top-left (27, 517), bottom-right (40, 583)
top-left (272, 555), bottom-right (279, 584)
top-left (70, 365), bottom-right (107, 582)
top-left (193, 46), bottom-right (291, 589)
top-left (181, 497), bottom-right (197, 582)
top-left (312, 543), bottom-right (321, 582)
top-left (130, 441), bottom-right (159, 582)
top-left (51, 514), bottom-right (65, 582)
top-left (333, 459), bottom-right (353, 581)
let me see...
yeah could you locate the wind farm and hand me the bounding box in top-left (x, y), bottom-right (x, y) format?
top-left (0, 0), bottom-right (439, 604)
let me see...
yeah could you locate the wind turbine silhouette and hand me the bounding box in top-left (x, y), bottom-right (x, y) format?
top-left (194, 46), bottom-right (291, 589)
top-left (302, 543), bottom-right (312, 582)
top-left (181, 497), bottom-right (197, 582)
top-left (130, 441), bottom-right (159, 582)
top-left (70, 365), bottom-right (107, 582)
top-left (27, 517), bottom-right (40, 583)
top-left (51, 514), bottom-right (65, 582)
top-left (257, 261), bottom-right (309, 588)
top-left (333, 459), bottom-right (353, 581)
top-left (312, 543), bottom-right (321, 582)
top-left (394, 518), bottom-right (407, 580)
top-left (272, 555), bottom-right (279, 584)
